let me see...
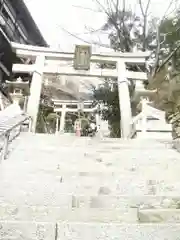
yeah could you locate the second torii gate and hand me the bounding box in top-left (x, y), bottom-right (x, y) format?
top-left (11, 42), bottom-right (149, 138)
top-left (53, 99), bottom-right (100, 134)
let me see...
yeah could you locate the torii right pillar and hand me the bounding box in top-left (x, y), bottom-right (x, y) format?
top-left (117, 60), bottom-right (132, 139)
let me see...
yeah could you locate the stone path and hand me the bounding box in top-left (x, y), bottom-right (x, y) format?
top-left (0, 133), bottom-right (180, 239)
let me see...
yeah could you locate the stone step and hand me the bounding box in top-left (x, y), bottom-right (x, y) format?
top-left (7, 157), bottom-right (178, 169)
top-left (0, 204), bottom-right (138, 223)
top-left (15, 141), bottom-right (174, 151)
top-left (9, 146), bottom-right (177, 155)
top-left (2, 205), bottom-right (179, 224)
top-left (0, 221), bottom-right (55, 239)
top-left (12, 147), bottom-right (176, 156)
top-left (1, 170), bottom-right (180, 191)
top-left (5, 161), bottom-right (179, 175)
top-left (10, 135), bottom-right (172, 144)
top-left (7, 149), bottom-right (179, 165)
top-left (2, 167), bottom-right (179, 182)
top-left (2, 167), bottom-right (180, 181)
top-left (0, 195), bottom-right (180, 223)
top-left (56, 223), bottom-right (180, 239)
top-left (11, 143), bottom-right (175, 156)
top-left (0, 180), bottom-right (178, 196)
top-left (16, 134), bottom-right (173, 147)
top-left (15, 147), bottom-right (174, 155)
top-left (1, 164), bottom-right (180, 197)
top-left (8, 135), bottom-right (176, 146)
top-left (0, 195), bottom-right (179, 209)
top-left (20, 133), bottom-right (171, 143)
top-left (138, 208), bottom-right (180, 223)
top-left (1, 156), bottom-right (180, 180)
top-left (3, 151), bottom-right (180, 168)
top-left (0, 221), bottom-right (180, 240)
top-left (0, 184), bottom-right (180, 206)
top-left (1, 163), bottom-right (180, 195)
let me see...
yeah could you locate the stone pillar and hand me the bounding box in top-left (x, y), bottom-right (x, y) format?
top-left (55, 114), bottom-right (59, 135)
top-left (141, 99), bottom-right (148, 135)
top-left (117, 60), bottom-right (132, 138)
top-left (27, 56), bottom-right (45, 133)
top-left (95, 113), bottom-right (100, 130)
top-left (23, 96), bottom-right (28, 112)
top-left (59, 104), bottom-right (66, 133)
top-left (0, 93), bottom-right (4, 110)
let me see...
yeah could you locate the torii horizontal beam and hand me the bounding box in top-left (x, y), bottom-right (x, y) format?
top-left (54, 107), bottom-right (97, 113)
top-left (11, 42), bottom-right (150, 64)
top-left (52, 99), bottom-right (94, 105)
top-left (12, 64), bottom-right (147, 80)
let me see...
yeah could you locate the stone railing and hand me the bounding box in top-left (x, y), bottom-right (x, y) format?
top-left (131, 99), bottom-right (172, 138)
top-left (0, 104), bottom-right (31, 160)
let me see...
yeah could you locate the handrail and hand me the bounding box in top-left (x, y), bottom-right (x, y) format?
top-left (0, 114), bottom-right (31, 137)
top-left (0, 114), bottom-right (31, 161)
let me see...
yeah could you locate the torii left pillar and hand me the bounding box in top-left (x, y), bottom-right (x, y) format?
top-left (27, 56), bottom-right (45, 133)
top-left (59, 104), bottom-right (66, 134)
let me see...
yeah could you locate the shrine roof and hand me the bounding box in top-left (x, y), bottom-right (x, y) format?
top-left (9, 0), bottom-right (48, 47)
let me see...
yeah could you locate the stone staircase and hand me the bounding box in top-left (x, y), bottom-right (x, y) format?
top-left (0, 133), bottom-right (180, 239)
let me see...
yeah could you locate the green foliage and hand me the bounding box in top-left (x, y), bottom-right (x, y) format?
top-left (65, 116), bottom-right (74, 133)
top-left (94, 81), bottom-right (136, 137)
top-left (109, 121), bottom-right (121, 138)
top-left (160, 18), bottom-right (180, 47)
top-left (36, 104), bottom-right (54, 133)
top-left (36, 110), bottom-right (46, 133)
top-left (94, 82), bottom-right (123, 137)
top-left (79, 117), bottom-right (90, 129)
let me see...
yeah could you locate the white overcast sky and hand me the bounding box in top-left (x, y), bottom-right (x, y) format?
top-left (24, 0), bottom-right (178, 51)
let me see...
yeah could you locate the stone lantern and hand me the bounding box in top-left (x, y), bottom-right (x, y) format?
top-left (6, 77), bottom-right (30, 111)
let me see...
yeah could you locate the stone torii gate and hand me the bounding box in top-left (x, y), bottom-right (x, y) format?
top-left (53, 99), bottom-right (100, 133)
top-left (11, 42), bottom-right (149, 138)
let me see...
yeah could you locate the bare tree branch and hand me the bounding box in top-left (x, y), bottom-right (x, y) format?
top-left (152, 24), bottom-right (161, 76)
top-left (139, 0), bottom-right (151, 51)
top-left (161, 0), bottom-right (177, 21)
top-left (58, 25), bottom-right (111, 49)
top-left (72, 5), bottom-right (102, 13)
top-left (116, 0), bottom-right (119, 15)
top-left (150, 0), bottom-right (179, 76)
top-left (106, 0), bottom-right (114, 15)
top-left (139, 0), bottom-right (145, 17)
top-left (93, 0), bottom-right (132, 52)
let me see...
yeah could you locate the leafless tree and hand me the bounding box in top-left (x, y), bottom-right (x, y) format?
top-left (151, 0), bottom-right (179, 75)
top-left (138, 0), bottom-right (151, 51)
